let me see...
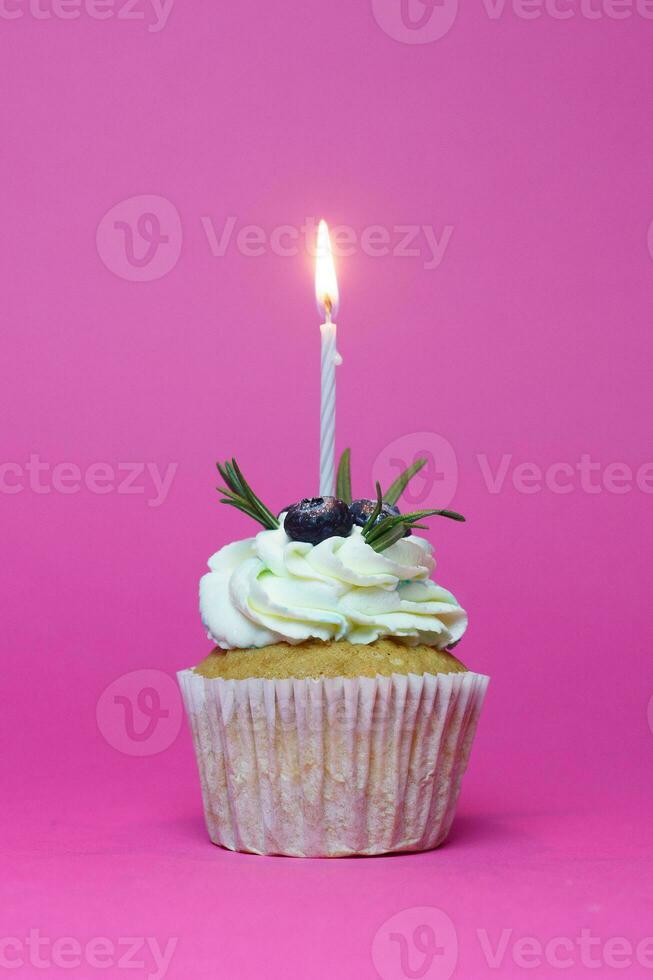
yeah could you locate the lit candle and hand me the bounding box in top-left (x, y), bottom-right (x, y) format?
top-left (315, 220), bottom-right (341, 497)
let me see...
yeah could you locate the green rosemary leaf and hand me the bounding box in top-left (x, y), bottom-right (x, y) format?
top-left (217, 487), bottom-right (239, 505)
top-left (231, 458), bottom-right (279, 528)
top-left (218, 494), bottom-right (250, 511)
top-left (227, 459), bottom-right (260, 512)
top-left (217, 482), bottom-right (241, 499)
top-left (362, 482), bottom-right (384, 538)
top-left (215, 458), bottom-right (279, 530)
top-left (365, 511), bottom-right (417, 544)
top-left (220, 462), bottom-right (243, 507)
top-left (366, 506), bottom-right (467, 553)
top-left (216, 462), bottom-right (234, 490)
top-left (336, 448), bottom-right (352, 505)
top-left (219, 498), bottom-right (262, 522)
top-left (217, 487), bottom-right (259, 517)
top-left (225, 460), bottom-right (245, 497)
top-left (383, 458), bottom-right (427, 506)
top-left (216, 481), bottom-right (255, 507)
top-left (369, 524), bottom-right (408, 552)
top-left (367, 508), bottom-right (466, 544)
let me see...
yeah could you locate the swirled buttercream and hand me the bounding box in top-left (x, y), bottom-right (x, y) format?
top-left (199, 524), bottom-right (467, 650)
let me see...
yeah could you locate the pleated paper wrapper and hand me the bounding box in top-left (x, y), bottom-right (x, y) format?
top-left (178, 667), bottom-right (489, 858)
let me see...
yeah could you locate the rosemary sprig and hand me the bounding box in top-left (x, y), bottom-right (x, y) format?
top-left (363, 505), bottom-right (466, 553)
top-left (384, 458), bottom-right (427, 506)
top-left (216, 458), bottom-right (279, 530)
top-left (212, 450), bottom-right (464, 546)
top-left (361, 482), bottom-right (384, 536)
top-left (336, 448), bottom-right (352, 504)
top-left (366, 522), bottom-right (409, 552)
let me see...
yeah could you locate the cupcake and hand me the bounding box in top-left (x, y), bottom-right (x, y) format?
top-left (178, 457), bottom-right (489, 857)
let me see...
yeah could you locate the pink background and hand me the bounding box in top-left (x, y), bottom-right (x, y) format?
top-left (2, 2), bottom-right (652, 978)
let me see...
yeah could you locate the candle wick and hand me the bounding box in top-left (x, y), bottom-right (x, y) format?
top-left (324, 296), bottom-right (333, 323)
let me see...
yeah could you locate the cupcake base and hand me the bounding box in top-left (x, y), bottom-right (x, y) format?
top-left (178, 667), bottom-right (489, 858)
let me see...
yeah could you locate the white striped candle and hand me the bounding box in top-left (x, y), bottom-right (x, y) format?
top-left (315, 220), bottom-right (341, 497)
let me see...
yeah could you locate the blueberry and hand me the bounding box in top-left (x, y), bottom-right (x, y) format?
top-left (284, 497), bottom-right (353, 545)
top-left (349, 498), bottom-right (403, 530)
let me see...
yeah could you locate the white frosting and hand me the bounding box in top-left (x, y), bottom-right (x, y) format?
top-left (199, 524), bottom-right (467, 651)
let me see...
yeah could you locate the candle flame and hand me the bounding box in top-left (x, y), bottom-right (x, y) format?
top-left (315, 219), bottom-right (339, 319)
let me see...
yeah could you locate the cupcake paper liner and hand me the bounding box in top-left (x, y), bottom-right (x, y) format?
top-left (178, 667), bottom-right (489, 858)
